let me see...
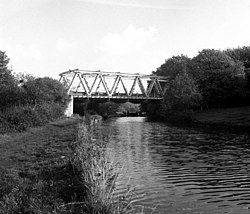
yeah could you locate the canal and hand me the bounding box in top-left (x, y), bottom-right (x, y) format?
top-left (95, 117), bottom-right (250, 213)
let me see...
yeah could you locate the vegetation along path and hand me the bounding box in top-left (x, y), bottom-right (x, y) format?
top-left (0, 118), bottom-right (81, 213)
top-left (0, 118), bottom-right (79, 170)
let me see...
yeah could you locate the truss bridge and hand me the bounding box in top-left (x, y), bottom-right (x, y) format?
top-left (59, 69), bottom-right (168, 116)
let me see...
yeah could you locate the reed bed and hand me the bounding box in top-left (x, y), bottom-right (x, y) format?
top-left (69, 115), bottom-right (136, 214)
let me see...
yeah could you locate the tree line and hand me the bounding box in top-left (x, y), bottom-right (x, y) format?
top-left (0, 51), bottom-right (69, 133)
top-left (147, 46), bottom-right (250, 121)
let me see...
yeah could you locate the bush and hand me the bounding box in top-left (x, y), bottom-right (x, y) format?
top-left (98, 102), bottom-right (119, 118)
top-left (36, 103), bottom-right (65, 122)
top-left (118, 102), bottom-right (140, 114)
top-left (0, 103), bottom-right (66, 133)
top-left (0, 112), bottom-right (10, 134)
top-left (2, 106), bottom-right (39, 132)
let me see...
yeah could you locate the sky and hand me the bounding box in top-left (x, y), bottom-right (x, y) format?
top-left (1, 0), bottom-right (250, 79)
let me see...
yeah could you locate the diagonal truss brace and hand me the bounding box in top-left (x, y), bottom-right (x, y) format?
top-left (147, 78), bottom-right (163, 97)
top-left (129, 76), bottom-right (147, 97)
top-left (77, 73), bottom-right (90, 95)
top-left (59, 70), bottom-right (168, 99)
top-left (110, 76), bottom-right (129, 96)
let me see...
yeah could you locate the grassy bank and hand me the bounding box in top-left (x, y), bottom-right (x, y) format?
top-left (193, 106), bottom-right (250, 133)
top-left (0, 118), bottom-right (79, 213)
top-left (0, 117), bottom-right (134, 213)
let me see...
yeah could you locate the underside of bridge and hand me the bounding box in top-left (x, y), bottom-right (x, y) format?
top-left (59, 69), bottom-right (168, 116)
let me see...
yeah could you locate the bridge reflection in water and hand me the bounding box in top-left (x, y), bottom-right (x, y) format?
top-left (59, 69), bottom-right (168, 116)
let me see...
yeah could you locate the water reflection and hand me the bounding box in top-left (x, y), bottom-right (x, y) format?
top-left (96, 117), bottom-right (250, 213)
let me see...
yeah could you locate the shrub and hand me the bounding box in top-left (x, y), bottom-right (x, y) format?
top-left (36, 103), bottom-right (65, 122)
top-left (0, 103), bottom-right (66, 133)
top-left (98, 102), bottom-right (119, 118)
top-left (0, 112), bottom-right (10, 134)
top-left (3, 106), bottom-right (36, 132)
top-left (118, 102), bottom-right (140, 114)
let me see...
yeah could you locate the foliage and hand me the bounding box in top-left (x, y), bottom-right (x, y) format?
top-left (118, 102), bottom-right (140, 114)
top-left (152, 55), bottom-right (201, 120)
top-left (160, 72), bottom-right (201, 122)
top-left (0, 50), bottom-right (69, 133)
top-left (98, 102), bottom-right (119, 118)
top-left (23, 77), bottom-right (69, 107)
top-left (0, 164), bottom-right (82, 214)
top-left (190, 49), bottom-right (246, 108)
top-left (14, 72), bottom-right (36, 84)
top-left (0, 51), bottom-right (20, 109)
top-left (224, 46), bottom-right (250, 93)
top-left (2, 106), bottom-right (40, 132)
top-left (0, 103), bottom-right (66, 134)
top-left (142, 102), bottom-right (165, 120)
top-left (163, 72), bottom-right (202, 111)
top-left (0, 117), bottom-right (136, 214)
top-left (71, 118), bottom-right (135, 213)
top-left (190, 49), bottom-right (245, 79)
top-left (0, 112), bottom-right (10, 135)
top-left (153, 55), bottom-right (191, 80)
top-left (36, 102), bottom-right (66, 122)
top-left (224, 46), bottom-right (250, 68)
top-left (151, 47), bottom-right (250, 121)
top-left (0, 51), bottom-right (15, 89)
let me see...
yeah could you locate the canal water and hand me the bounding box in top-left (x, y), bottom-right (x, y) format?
top-left (95, 117), bottom-right (250, 214)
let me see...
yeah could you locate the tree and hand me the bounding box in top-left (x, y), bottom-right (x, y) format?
top-left (0, 51), bottom-right (20, 109)
top-left (163, 71), bottom-right (202, 112)
top-left (191, 49), bottom-right (244, 74)
top-left (158, 71), bottom-right (201, 122)
top-left (224, 46), bottom-right (250, 68)
top-left (14, 72), bottom-right (36, 86)
top-left (153, 55), bottom-right (191, 80)
top-left (190, 49), bottom-right (246, 108)
top-left (23, 77), bottom-right (69, 107)
top-left (0, 51), bottom-right (13, 87)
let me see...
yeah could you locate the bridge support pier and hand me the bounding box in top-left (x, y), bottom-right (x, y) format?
top-left (65, 95), bottom-right (74, 117)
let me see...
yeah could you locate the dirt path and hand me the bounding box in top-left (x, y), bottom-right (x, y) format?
top-left (0, 118), bottom-right (80, 171)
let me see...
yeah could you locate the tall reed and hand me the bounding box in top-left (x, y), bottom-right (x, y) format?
top-left (71, 115), bottom-right (134, 214)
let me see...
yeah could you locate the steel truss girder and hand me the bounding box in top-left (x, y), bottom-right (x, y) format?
top-left (59, 70), bottom-right (168, 99)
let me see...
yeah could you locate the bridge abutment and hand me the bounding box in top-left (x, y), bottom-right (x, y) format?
top-left (65, 95), bottom-right (74, 117)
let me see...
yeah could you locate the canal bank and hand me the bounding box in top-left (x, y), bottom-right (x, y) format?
top-left (0, 117), bottom-right (132, 214)
top-left (1, 106), bottom-right (249, 213)
top-left (0, 117), bottom-right (79, 213)
top-left (193, 106), bottom-right (250, 133)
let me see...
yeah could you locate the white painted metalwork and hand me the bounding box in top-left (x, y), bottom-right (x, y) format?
top-left (59, 69), bottom-right (168, 100)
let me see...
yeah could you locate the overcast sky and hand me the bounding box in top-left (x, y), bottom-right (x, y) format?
top-left (1, 0), bottom-right (250, 79)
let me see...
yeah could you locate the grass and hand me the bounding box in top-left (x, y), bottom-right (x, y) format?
top-left (0, 116), bottom-right (137, 214)
top-left (193, 106), bottom-right (250, 132)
